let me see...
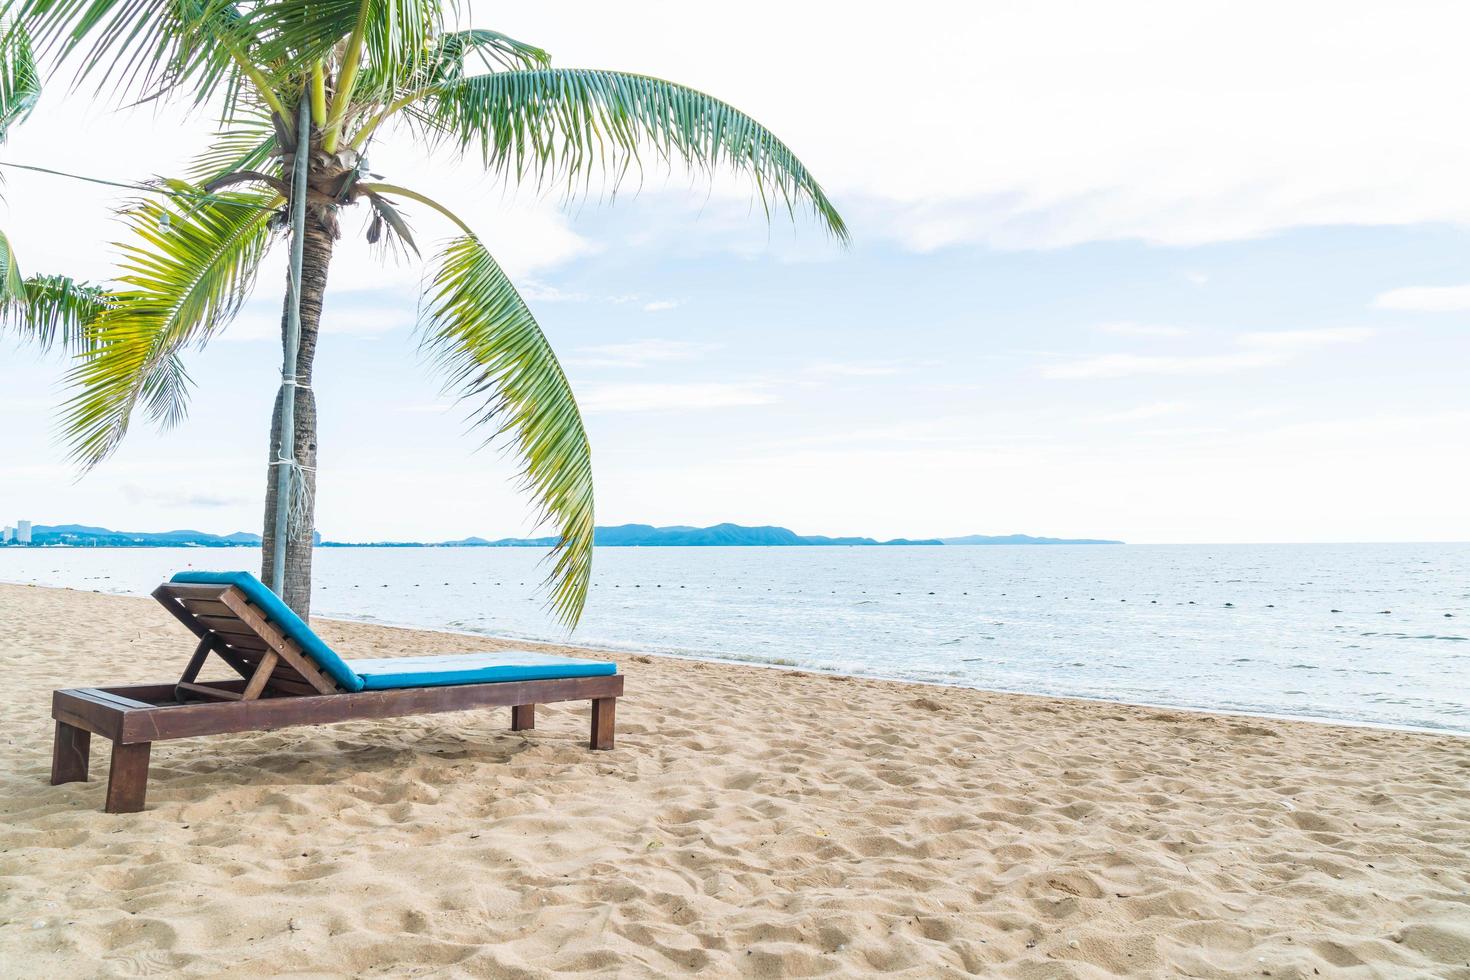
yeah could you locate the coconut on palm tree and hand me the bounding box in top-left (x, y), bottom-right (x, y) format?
top-left (1, 1), bottom-right (846, 622)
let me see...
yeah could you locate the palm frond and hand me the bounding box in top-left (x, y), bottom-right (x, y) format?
top-left (414, 68), bottom-right (848, 240)
top-left (1, 272), bottom-right (110, 351)
top-left (359, 0), bottom-right (442, 93)
top-left (357, 26), bottom-right (546, 99)
top-left (0, 20), bottom-right (40, 304)
top-left (244, 0), bottom-right (360, 67)
top-left (185, 116), bottom-right (277, 186)
top-left (0, 226), bottom-right (23, 302)
top-left (435, 29), bottom-right (548, 75)
top-left (60, 181), bottom-right (277, 467)
top-left (0, 18), bottom-right (40, 137)
top-left (419, 234), bottom-right (594, 627)
top-left (13, 0), bottom-right (249, 109)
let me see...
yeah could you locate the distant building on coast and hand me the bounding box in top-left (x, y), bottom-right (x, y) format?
top-left (17, 520), bottom-right (32, 544)
top-left (1, 526), bottom-right (12, 544)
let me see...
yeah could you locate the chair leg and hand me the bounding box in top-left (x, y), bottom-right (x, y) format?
top-left (51, 721), bottom-right (91, 785)
top-left (511, 704), bottom-right (535, 731)
top-left (590, 697), bottom-right (616, 750)
top-left (105, 741), bottom-right (152, 814)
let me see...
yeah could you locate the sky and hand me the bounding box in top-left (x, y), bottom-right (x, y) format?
top-left (2, 0), bottom-right (1468, 544)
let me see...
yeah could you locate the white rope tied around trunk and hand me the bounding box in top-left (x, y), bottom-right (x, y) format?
top-left (274, 377), bottom-right (314, 538)
top-left (266, 456), bottom-right (315, 537)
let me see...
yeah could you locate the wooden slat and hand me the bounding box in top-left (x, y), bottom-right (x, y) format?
top-left (192, 615), bottom-right (258, 638)
top-left (104, 681), bottom-right (246, 701)
top-left (219, 633), bottom-right (271, 653)
top-left (264, 675), bottom-right (319, 697)
top-left (78, 688), bottom-right (155, 711)
top-left (178, 597), bottom-right (236, 619)
top-left (156, 582), bottom-right (230, 600)
top-left (51, 689), bottom-right (127, 740)
top-left (152, 585), bottom-right (211, 641)
top-left (177, 682), bottom-right (243, 702)
top-left (240, 651), bottom-right (280, 701)
top-left (116, 674), bottom-right (624, 743)
top-left (211, 645), bottom-right (254, 681)
top-left (178, 637), bottom-right (213, 688)
top-left (217, 590), bottom-right (339, 695)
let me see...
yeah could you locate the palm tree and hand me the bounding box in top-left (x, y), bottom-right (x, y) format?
top-left (3, 1), bottom-right (847, 622)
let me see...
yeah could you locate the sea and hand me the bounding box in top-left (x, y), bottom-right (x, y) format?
top-left (2, 543), bottom-right (1466, 735)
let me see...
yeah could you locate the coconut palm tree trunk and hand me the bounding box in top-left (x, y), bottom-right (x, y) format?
top-left (260, 218), bottom-right (335, 618)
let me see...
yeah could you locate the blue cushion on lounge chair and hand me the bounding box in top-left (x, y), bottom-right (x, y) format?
top-left (170, 571), bottom-right (366, 692)
top-left (169, 571), bottom-right (618, 692)
top-left (347, 651), bottom-right (617, 690)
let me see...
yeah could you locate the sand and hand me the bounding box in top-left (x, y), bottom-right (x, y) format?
top-left (0, 583), bottom-right (1467, 978)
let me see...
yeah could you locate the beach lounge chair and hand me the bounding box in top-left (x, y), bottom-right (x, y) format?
top-left (49, 571), bottom-right (622, 813)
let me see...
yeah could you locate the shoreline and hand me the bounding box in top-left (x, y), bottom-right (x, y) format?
top-left (338, 609), bottom-right (1470, 740)
top-left (3, 582), bottom-right (1469, 976)
top-left (10, 579), bottom-right (1466, 740)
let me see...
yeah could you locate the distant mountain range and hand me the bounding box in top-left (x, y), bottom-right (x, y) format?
top-left (17, 524), bottom-right (266, 548)
top-left (8, 522), bottom-right (1121, 548)
top-left (445, 524), bottom-right (1120, 547)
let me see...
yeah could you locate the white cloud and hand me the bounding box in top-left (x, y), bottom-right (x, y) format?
top-left (580, 382), bottom-right (776, 413)
top-left (804, 361), bottom-right (901, 377)
top-left (1372, 284), bottom-right (1470, 312)
top-left (1095, 322), bottom-right (1191, 339)
top-left (1091, 402), bottom-right (1188, 423)
top-left (8, 1), bottom-right (1466, 287)
top-left (492, 1), bottom-right (1470, 251)
top-left (1046, 352), bottom-right (1274, 379)
top-left (518, 280), bottom-right (588, 302)
top-left (1046, 328), bottom-right (1374, 379)
top-left (642, 299), bottom-right (680, 312)
top-left (569, 339), bottom-right (713, 369)
top-left (1236, 327), bottom-right (1376, 351)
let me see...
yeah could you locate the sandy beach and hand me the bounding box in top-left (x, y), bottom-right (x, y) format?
top-left (1, 583), bottom-right (1467, 978)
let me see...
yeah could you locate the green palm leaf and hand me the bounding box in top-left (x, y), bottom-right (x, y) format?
top-left (432, 29), bottom-right (548, 76)
top-left (355, 26), bottom-right (547, 99)
top-left (0, 20), bottom-right (40, 303)
top-left (1, 272), bottom-right (109, 350)
top-left (419, 234), bottom-right (594, 627)
top-left (0, 227), bottom-right (23, 302)
top-left (61, 182), bottom-right (277, 467)
top-left (0, 18), bottom-right (39, 136)
top-left (185, 115), bottom-right (277, 186)
top-left (415, 68), bottom-right (848, 240)
top-left (14, 0), bottom-right (246, 107)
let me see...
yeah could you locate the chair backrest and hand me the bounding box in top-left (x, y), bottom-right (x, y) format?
top-left (156, 571), bottom-right (365, 694)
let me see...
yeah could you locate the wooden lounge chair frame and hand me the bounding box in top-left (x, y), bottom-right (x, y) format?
top-left (50, 582), bottom-right (622, 813)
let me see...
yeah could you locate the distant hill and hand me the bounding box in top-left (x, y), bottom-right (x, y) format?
top-left (466, 523), bottom-right (1118, 547)
top-left (7, 522), bottom-right (1122, 548)
top-left (940, 533), bottom-right (1123, 546)
top-left (470, 523), bottom-right (944, 547)
top-left (22, 525), bottom-right (264, 548)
